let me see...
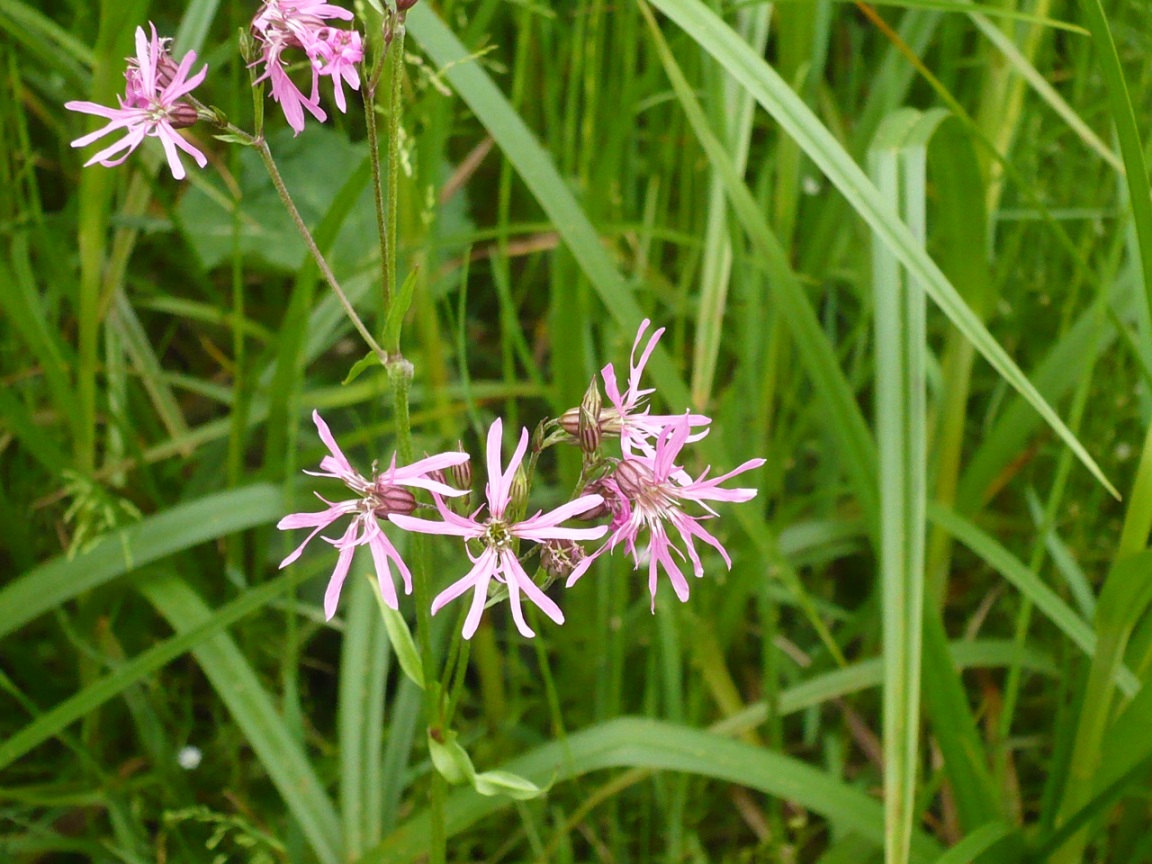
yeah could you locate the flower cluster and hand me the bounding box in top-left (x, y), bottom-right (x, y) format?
top-left (251, 0), bottom-right (364, 134)
top-left (65, 2), bottom-right (369, 177)
top-left (279, 321), bottom-right (764, 637)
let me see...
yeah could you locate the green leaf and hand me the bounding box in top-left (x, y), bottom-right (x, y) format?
top-left (363, 718), bottom-right (943, 863)
top-left (1051, 550), bottom-right (1152, 862)
top-left (471, 770), bottom-right (544, 801)
top-left (0, 569), bottom-right (303, 771)
top-left (932, 823), bottom-right (1017, 864)
top-left (928, 503), bottom-right (1139, 695)
top-left (343, 351), bottom-right (385, 386)
top-left (368, 575), bottom-right (425, 689)
top-left (427, 729), bottom-right (474, 785)
top-left (383, 269), bottom-right (420, 354)
top-left (0, 485), bottom-right (284, 642)
top-left (178, 127), bottom-right (375, 275)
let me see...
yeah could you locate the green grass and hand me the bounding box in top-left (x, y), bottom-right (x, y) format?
top-left (4, 0), bottom-right (1152, 861)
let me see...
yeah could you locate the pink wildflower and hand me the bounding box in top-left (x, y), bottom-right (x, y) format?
top-left (390, 418), bottom-right (608, 639)
top-left (600, 319), bottom-right (711, 460)
top-left (309, 27), bottom-right (363, 112)
top-left (65, 24), bottom-right (208, 180)
top-left (569, 415), bottom-right (764, 610)
top-left (251, 0), bottom-right (362, 134)
top-left (278, 411), bottom-right (470, 619)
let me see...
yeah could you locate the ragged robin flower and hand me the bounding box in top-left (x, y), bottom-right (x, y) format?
top-left (568, 414), bottom-right (765, 610)
top-left (561, 319), bottom-right (711, 465)
top-left (65, 23), bottom-right (208, 179)
top-left (278, 411), bottom-right (471, 618)
top-left (389, 418), bottom-right (607, 639)
top-left (251, 0), bottom-right (363, 133)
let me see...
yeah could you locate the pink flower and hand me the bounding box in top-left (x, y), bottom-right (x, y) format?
top-left (569, 415), bottom-right (764, 610)
top-left (390, 418), bottom-right (608, 639)
top-left (600, 320), bottom-right (711, 462)
top-left (65, 24), bottom-right (208, 180)
top-left (251, 0), bottom-right (361, 134)
top-left (278, 411), bottom-right (470, 619)
top-left (309, 27), bottom-right (363, 112)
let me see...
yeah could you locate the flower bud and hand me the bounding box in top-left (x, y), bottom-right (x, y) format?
top-left (396, 0), bottom-right (420, 10)
top-left (448, 442), bottom-right (472, 491)
top-left (558, 406), bottom-right (581, 438)
top-left (572, 479), bottom-right (612, 521)
top-left (541, 539), bottom-right (587, 580)
top-left (509, 465), bottom-right (530, 516)
top-left (372, 484), bottom-right (417, 517)
top-left (167, 102), bottom-right (200, 130)
top-left (577, 405), bottom-right (601, 454)
top-left (581, 376), bottom-right (602, 421)
top-left (613, 458), bottom-right (654, 500)
top-left (155, 51), bottom-right (181, 91)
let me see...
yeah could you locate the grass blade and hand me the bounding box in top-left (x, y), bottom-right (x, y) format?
top-left (0, 484), bottom-right (284, 641)
top-left (0, 569), bottom-right (304, 771)
top-left (362, 717), bottom-right (944, 864)
top-left (141, 574), bottom-right (343, 864)
top-left (646, 0), bottom-right (1116, 499)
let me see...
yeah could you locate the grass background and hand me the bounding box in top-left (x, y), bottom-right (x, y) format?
top-left (3, 0), bottom-right (1152, 861)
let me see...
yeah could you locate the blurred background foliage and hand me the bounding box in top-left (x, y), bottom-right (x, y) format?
top-left (3, 0), bottom-right (1152, 862)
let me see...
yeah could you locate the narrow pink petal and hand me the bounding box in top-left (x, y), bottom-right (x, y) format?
top-left (323, 527), bottom-right (359, 619)
top-left (677, 515), bottom-right (732, 570)
top-left (389, 510), bottom-right (482, 539)
top-left (84, 129), bottom-right (145, 168)
top-left (431, 548), bottom-right (493, 615)
top-left (164, 128), bottom-right (208, 168)
top-left (277, 502), bottom-right (348, 531)
top-left (601, 362), bottom-right (625, 411)
top-left (681, 458), bottom-right (766, 502)
top-left (66, 101), bottom-right (131, 121)
top-left (136, 26), bottom-right (154, 88)
top-left (164, 52), bottom-right (208, 102)
top-left (515, 494), bottom-right (604, 532)
top-left (628, 319), bottom-right (663, 398)
top-left (507, 553), bottom-right (564, 627)
top-left (484, 417), bottom-right (505, 513)
top-left (653, 418), bottom-right (693, 482)
top-left (651, 530), bottom-right (690, 604)
top-left (156, 130), bottom-right (187, 180)
top-left (516, 523), bottom-right (608, 543)
top-left (563, 552), bottom-right (598, 588)
top-left (368, 531), bottom-right (400, 610)
top-left (311, 410), bottom-right (354, 474)
top-left (498, 427), bottom-right (530, 510)
top-left (502, 560), bottom-right (534, 638)
top-left (71, 118), bottom-right (132, 149)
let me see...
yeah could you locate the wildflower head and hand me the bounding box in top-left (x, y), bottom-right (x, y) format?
top-left (65, 23), bottom-right (209, 179)
top-left (277, 411), bottom-right (470, 618)
top-left (389, 418), bottom-right (608, 639)
top-left (251, 0), bottom-right (361, 133)
top-left (567, 415), bottom-right (764, 610)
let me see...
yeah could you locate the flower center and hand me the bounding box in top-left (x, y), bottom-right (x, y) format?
top-left (614, 459), bottom-right (677, 518)
top-left (483, 519), bottom-right (513, 551)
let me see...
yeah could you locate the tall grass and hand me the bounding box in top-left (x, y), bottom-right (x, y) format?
top-left (3, 0), bottom-right (1152, 861)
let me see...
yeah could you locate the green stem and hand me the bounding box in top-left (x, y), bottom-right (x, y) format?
top-left (377, 22), bottom-right (444, 847)
top-left (383, 17), bottom-right (407, 355)
top-left (251, 135), bottom-right (387, 363)
top-left (363, 16), bottom-right (393, 317)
